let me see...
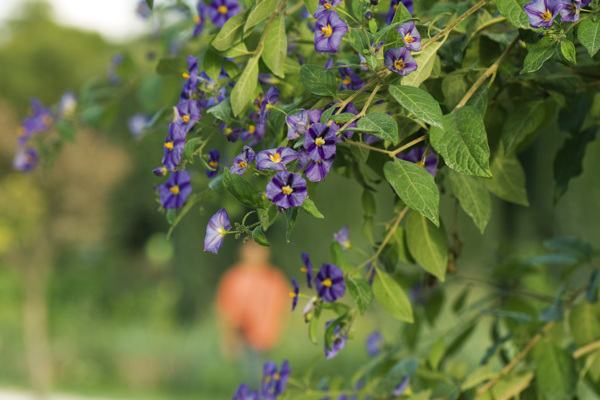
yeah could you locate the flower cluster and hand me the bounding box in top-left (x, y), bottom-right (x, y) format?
top-left (312, 0), bottom-right (348, 54)
top-left (233, 360), bottom-right (290, 400)
top-left (523, 0), bottom-right (591, 27)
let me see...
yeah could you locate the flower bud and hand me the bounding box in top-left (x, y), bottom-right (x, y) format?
top-left (365, 11), bottom-right (373, 20)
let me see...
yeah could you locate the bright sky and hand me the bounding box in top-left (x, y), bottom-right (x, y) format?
top-left (0, 0), bottom-right (154, 42)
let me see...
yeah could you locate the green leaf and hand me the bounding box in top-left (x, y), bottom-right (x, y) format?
top-left (389, 85), bottom-right (444, 129)
top-left (569, 301), bottom-right (600, 347)
top-left (368, 19), bottom-right (378, 35)
top-left (207, 98), bottom-right (232, 123)
top-left (212, 11), bottom-right (249, 51)
top-left (230, 55), bottom-right (259, 116)
top-left (553, 126), bottom-right (597, 202)
top-left (308, 304), bottom-right (321, 344)
top-left (560, 40), bottom-right (577, 64)
top-left (364, 54), bottom-right (378, 71)
top-left (56, 120), bottom-right (75, 142)
top-left (405, 212), bottom-right (448, 282)
top-left (145, 0), bottom-right (153, 9)
top-left (320, 105), bottom-right (336, 123)
top-left (324, 314), bottom-right (347, 351)
top-left (245, 0), bottom-right (279, 31)
top-left (501, 101), bottom-right (546, 154)
top-left (301, 198), bottom-right (325, 219)
top-left (252, 226), bottom-right (271, 246)
top-left (304, 0), bottom-right (319, 16)
top-left (478, 372), bottom-right (534, 400)
top-left (384, 160), bottom-right (440, 226)
top-left (203, 48), bottom-right (223, 82)
top-left (262, 14), bottom-right (287, 78)
top-left (222, 169), bottom-right (264, 208)
top-left (299, 65), bottom-right (337, 98)
top-left (496, 0), bottom-right (530, 29)
top-left (330, 242), bottom-right (345, 267)
top-left (427, 338), bottom-right (445, 370)
top-left (346, 277), bottom-right (373, 315)
top-left (166, 208), bottom-right (176, 225)
top-left (402, 39), bottom-right (445, 87)
top-left (578, 17), bottom-right (600, 57)
top-left (362, 190), bottom-right (376, 217)
top-left (385, 1), bottom-right (412, 45)
top-left (349, 30), bottom-right (369, 54)
top-left (356, 113), bottom-right (399, 143)
top-left (482, 150), bottom-right (529, 206)
top-left (183, 137), bottom-right (202, 163)
top-left (156, 57), bottom-right (187, 76)
top-left (533, 340), bottom-right (577, 400)
top-left (521, 35), bottom-right (558, 74)
top-left (372, 270), bottom-right (413, 322)
top-left (430, 106), bottom-right (492, 177)
top-left (221, 42), bottom-right (251, 58)
top-left (448, 170), bottom-right (491, 233)
top-left (286, 207), bottom-right (299, 242)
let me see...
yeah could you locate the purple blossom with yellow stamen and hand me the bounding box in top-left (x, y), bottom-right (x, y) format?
top-left (13, 148), bottom-right (39, 172)
top-left (314, 0), bottom-right (343, 18)
top-left (180, 56), bottom-right (199, 100)
top-left (290, 278), bottom-right (300, 311)
top-left (324, 320), bottom-right (348, 359)
top-left (397, 147), bottom-right (438, 177)
top-left (559, 0), bottom-right (581, 21)
top-left (394, 376), bottom-right (410, 397)
top-left (386, 0), bottom-right (414, 24)
top-left (206, 149), bottom-right (220, 178)
top-left (241, 113), bottom-right (260, 142)
top-left (339, 66), bottom-right (365, 91)
top-left (286, 110), bottom-right (311, 140)
top-left (385, 47), bottom-right (418, 76)
top-left (304, 123), bottom-right (337, 161)
top-left (152, 166), bottom-right (167, 177)
top-left (159, 169), bottom-right (192, 209)
top-left (256, 86), bottom-right (280, 140)
top-left (231, 146), bottom-right (255, 175)
top-left (174, 99), bottom-right (202, 132)
top-left (162, 124), bottom-right (187, 171)
top-left (219, 122), bottom-right (240, 142)
top-left (261, 360), bottom-right (291, 398)
top-left (204, 208), bottom-right (231, 253)
top-left (524, 0), bottom-right (562, 28)
top-left (314, 263), bottom-right (346, 302)
top-left (266, 171), bottom-right (308, 209)
top-left (315, 11), bottom-right (348, 54)
top-left (304, 157), bottom-right (334, 182)
top-left (398, 21), bottom-right (421, 52)
top-left (301, 252), bottom-right (314, 288)
top-left (334, 225), bottom-right (350, 250)
top-left (256, 147), bottom-right (299, 171)
top-left (193, 1), bottom-right (207, 37)
top-left (208, 0), bottom-right (240, 28)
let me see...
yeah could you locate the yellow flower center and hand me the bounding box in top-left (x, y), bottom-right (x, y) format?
top-left (182, 72), bottom-right (190, 79)
top-left (169, 185), bottom-right (180, 195)
top-left (164, 141), bottom-right (174, 150)
top-left (569, 5), bottom-right (577, 12)
top-left (238, 161), bottom-right (247, 168)
top-left (324, 3), bottom-right (332, 9)
top-left (248, 125), bottom-right (256, 133)
top-left (282, 185), bottom-right (293, 195)
top-left (289, 292), bottom-right (297, 297)
top-left (321, 24), bottom-right (333, 37)
top-left (542, 10), bottom-right (552, 20)
top-left (194, 16), bottom-right (201, 24)
top-left (209, 161), bottom-right (218, 168)
top-left (218, 5), bottom-right (228, 14)
top-left (315, 137), bottom-right (326, 146)
top-left (342, 77), bottom-right (351, 85)
top-left (405, 34), bottom-right (414, 43)
top-left (274, 373), bottom-right (280, 380)
top-left (394, 60), bottom-right (405, 70)
top-left (322, 278), bottom-right (332, 287)
top-left (182, 115), bottom-right (190, 123)
top-left (270, 153), bottom-right (282, 163)
top-left (218, 226), bottom-right (228, 236)
top-left (416, 160), bottom-right (425, 167)
top-left (393, 4), bottom-right (398, 9)
top-left (300, 267), bottom-right (307, 272)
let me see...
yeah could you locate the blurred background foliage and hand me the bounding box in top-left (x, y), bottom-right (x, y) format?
top-left (0, 1), bottom-right (599, 399)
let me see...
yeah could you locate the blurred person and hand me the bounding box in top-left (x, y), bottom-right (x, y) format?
top-left (215, 241), bottom-right (289, 362)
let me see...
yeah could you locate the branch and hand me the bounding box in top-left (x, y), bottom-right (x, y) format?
top-left (574, 339), bottom-right (600, 359)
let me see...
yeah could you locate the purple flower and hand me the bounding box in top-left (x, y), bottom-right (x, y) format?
top-left (219, 123), bottom-right (241, 142)
top-left (363, 133), bottom-right (382, 144)
top-left (366, 331), bottom-right (383, 356)
top-left (324, 320), bottom-right (348, 359)
top-left (174, 99), bottom-right (202, 133)
top-left (241, 113), bottom-right (260, 143)
top-left (286, 110), bottom-right (310, 140)
top-left (231, 146), bottom-right (255, 175)
top-left (136, 1), bottom-right (152, 18)
top-left (233, 384), bottom-right (259, 400)
top-left (314, 263), bottom-right (346, 303)
top-left (193, 2), bottom-right (207, 37)
top-left (58, 92), bottom-right (77, 118)
top-left (301, 252), bottom-right (314, 288)
top-left (328, 102), bottom-right (356, 141)
top-left (13, 148), bottom-right (39, 172)
top-left (385, 48), bottom-right (418, 76)
top-left (208, 0), bottom-right (240, 28)
top-left (315, 12), bottom-right (348, 54)
top-left (386, 0), bottom-right (414, 24)
top-left (304, 123), bottom-right (337, 161)
top-left (334, 226), bottom-right (350, 250)
top-left (359, 42), bottom-right (384, 71)
top-left (162, 124), bottom-right (187, 171)
top-left (152, 166), bottom-right (167, 177)
top-left (291, 278), bottom-right (300, 311)
top-left (128, 114), bottom-right (149, 137)
top-left (181, 56), bottom-right (200, 100)
top-left (367, 263), bottom-right (376, 285)
top-left (256, 86), bottom-right (280, 140)
top-left (266, 171), bottom-right (308, 209)
top-left (304, 157), bottom-right (334, 182)
top-left (524, 0), bottom-right (562, 28)
top-left (394, 376), bottom-right (410, 397)
top-left (256, 147), bottom-right (299, 171)
top-left (398, 21), bottom-right (421, 52)
top-left (559, 0), bottom-right (580, 21)
top-left (339, 66), bottom-right (365, 91)
top-left (206, 149), bottom-right (220, 178)
top-left (204, 208), bottom-right (231, 253)
top-left (314, 0), bottom-right (343, 18)
top-left (159, 169), bottom-right (192, 209)
top-left (261, 360), bottom-right (291, 397)
top-left (397, 147), bottom-right (437, 177)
